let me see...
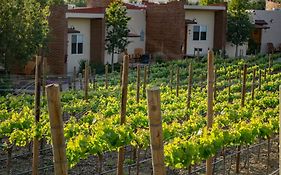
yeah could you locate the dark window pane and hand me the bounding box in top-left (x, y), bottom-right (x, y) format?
top-left (72, 35), bottom-right (77, 44)
top-left (193, 26), bottom-right (200, 32)
top-left (78, 43), bottom-right (83, 54)
top-left (71, 43), bottom-right (76, 54)
top-left (201, 32), bottom-right (207, 40)
top-left (193, 32), bottom-right (199, 40)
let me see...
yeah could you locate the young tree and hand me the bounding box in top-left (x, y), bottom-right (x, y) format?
top-left (227, 0), bottom-right (252, 57)
top-left (105, 0), bottom-right (130, 72)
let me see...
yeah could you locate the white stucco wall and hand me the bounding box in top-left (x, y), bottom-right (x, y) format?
top-left (67, 18), bottom-right (91, 74)
top-left (250, 10), bottom-right (281, 54)
top-left (185, 10), bottom-right (215, 56)
top-left (105, 9), bottom-right (146, 64)
top-left (226, 42), bottom-right (248, 58)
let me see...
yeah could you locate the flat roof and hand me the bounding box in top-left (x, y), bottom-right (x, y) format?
top-left (66, 12), bottom-right (104, 19)
top-left (184, 5), bottom-right (226, 11)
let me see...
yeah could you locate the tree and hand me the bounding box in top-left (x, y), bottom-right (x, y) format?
top-left (105, 0), bottom-right (130, 72)
top-left (227, 0), bottom-right (252, 57)
top-left (0, 0), bottom-right (59, 72)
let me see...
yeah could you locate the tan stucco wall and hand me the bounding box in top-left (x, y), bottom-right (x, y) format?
top-left (185, 10), bottom-right (215, 56)
top-left (251, 10), bottom-right (281, 54)
top-left (67, 18), bottom-right (91, 74)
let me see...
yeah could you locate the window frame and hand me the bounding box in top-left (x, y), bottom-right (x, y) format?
top-left (193, 25), bottom-right (207, 41)
top-left (71, 34), bottom-right (84, 55)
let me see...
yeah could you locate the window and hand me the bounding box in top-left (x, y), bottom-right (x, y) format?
top-left (71, 34), bottom-right (83, 54)
top-left (193, 25), bottom-right (207, 41)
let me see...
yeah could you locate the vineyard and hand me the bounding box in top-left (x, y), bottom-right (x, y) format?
top-left (0, 53), bottom-right (281, 175)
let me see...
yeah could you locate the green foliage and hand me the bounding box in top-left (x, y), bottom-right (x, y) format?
top-left (199, 0), bottom-right (224, 5)
top-left (0, 0), bottom-right (51, 71)
top-left (247, 0), bottom-right (265, 10)
top-left (105, 0), bottom-right (130, 71)
top-left (64, 0), bottom-right (86, 7)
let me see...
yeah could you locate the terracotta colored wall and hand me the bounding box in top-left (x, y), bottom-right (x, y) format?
top-left (266, 0), bottom-right (281, 10)
top-left (146, 1), bottom-right (185, 59)
top-left (87, 0), bottom-right (110, 7)
top-left (46, 5), bottom-right (67, 75)
top-left (90, 18), bottom-right (105, 65)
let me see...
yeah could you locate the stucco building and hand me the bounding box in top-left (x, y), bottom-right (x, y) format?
top-left (43, 0), bottom-right (227, 75)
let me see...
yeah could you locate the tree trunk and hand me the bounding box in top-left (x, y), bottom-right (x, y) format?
top-left (235, 45), bottom-right (238, 58)
top-left (111, 52), bottom-right (114, 73)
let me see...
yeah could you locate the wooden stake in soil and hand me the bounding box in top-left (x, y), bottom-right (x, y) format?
top-left (73, 66), bottom-right (77, 90)
top-left (170, 66), bottom-right (173, 92)
top-left (143, 66), bottom-right (148, 97)
top-left (46, 84), bottom-right (68, 175)
top-left (206, 50), bottom-right (215, 175)
top-left (279, 85), bottom-right (281, 175)
top-left (105, 64), bottom-right (108, 89)
top-left (187, 63), bottom-right (193, 109)
top-left (117, 55), bottom-right (129, 175)
top-left (32, 56), bottom-right (42, 175)
top-left (136, 64), bottom-right (141, 103)
top-left (176, 67), bottom-right (180, 97)
top-left (84, 61), bottom-right (89, 101)
top-left (251, 68), bottom-right (256, 101)
top-left (258, 69), bottom-right (262, 91)
top-left (93, 69), bottom-right (96, 90)
top-left (269, 54), bottom-right (272, 74)
top-left (42, 55), bottom-right (46, 96)
top-left (147, 88), bottom-right (166, 175)
top-left (228, 73), bottom-right (231, 103)
top-left (236, 64), bottom-right (247, 174)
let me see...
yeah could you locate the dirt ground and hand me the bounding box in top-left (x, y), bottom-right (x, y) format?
top-left (0, 138), bottom-right (279, 175)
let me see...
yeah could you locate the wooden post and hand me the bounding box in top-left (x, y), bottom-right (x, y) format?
top-left (176, 67), bottom-right (180, 97)
top-left (279, 85), bottom-right (281, 175)
top-left (79, 73), bottom-right (83, 90)
top-left (143, 66), bottom-right (148, 97)
top-left (206, 50), bottom-right (215, 175)
top-left (251, 68), bottom-right (256, 101)
top-left (258, 69), bottom-right (261, 91)
top-left (32, 56), bottom-right (42, 175)
top-left (73, 67), bottom-right (76, 90)
top-left (170, 66), bottom-right (173, 92)
top-left (264, 68), bottom-right (267, 82)
top-left (42, 56), bottom-right (46, 96)
top-left (147, 88), bottom-right (166, 175)
top-left (228, 73), bottom-right (231, 103)
top-left (84, 61), bottom-right (89, 101)
top-left (136, 64), bottom-right (141, 103)
top-left (236, 64), bottom-right (247, 174)
top-left (187, 63), bottom-right (192, 109)
top-left (105, 64), bottom-right (108, 89)
top-left (117, 55), bottom-right (129, 175)
top-left (46, 84), bottom-right (68, 175)
top-left (93, 69), bottom-right (96, 91)
top-left (120, 64), bottom-right (123, 87)
top-left (269, 54), bottom-right (272, 74)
